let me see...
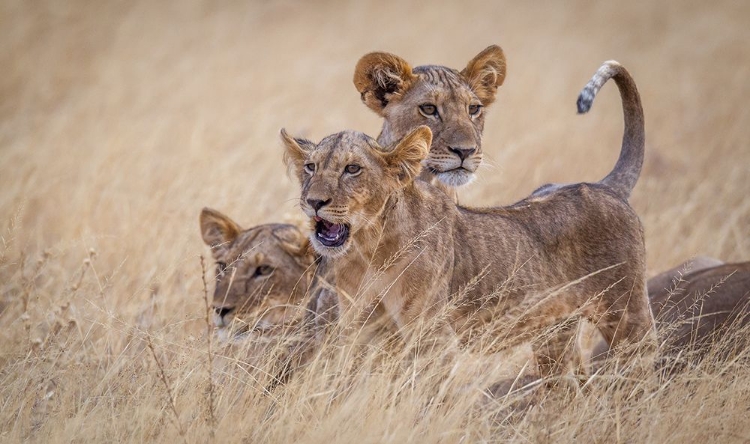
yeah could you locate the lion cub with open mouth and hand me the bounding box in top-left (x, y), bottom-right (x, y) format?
top-left (282, 62), bottom-right (656, 376)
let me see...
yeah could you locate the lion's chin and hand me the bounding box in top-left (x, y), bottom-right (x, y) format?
top-left (309, 234), bottom-right (351, 258)
top-left (436, 168), bottom-right (475, 187)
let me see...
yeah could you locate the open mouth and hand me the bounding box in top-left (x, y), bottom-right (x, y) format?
top-left (314, 216), bottom-right (350, 248)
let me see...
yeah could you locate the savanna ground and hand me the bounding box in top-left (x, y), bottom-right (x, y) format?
top-left (2, 1), bottom-right (750, 442)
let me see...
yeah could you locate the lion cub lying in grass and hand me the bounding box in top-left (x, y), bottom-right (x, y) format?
top-left (281, 62), bottom-right (657, 377)
top-left (199, 208), bottom-right (318, 341)
top-left (651, 261), bottom-right (750, 357)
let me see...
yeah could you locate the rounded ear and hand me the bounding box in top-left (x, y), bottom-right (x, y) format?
top-left (272, 225), bottom-right (314, 267)
top-left (280, 128), bottom-right (315, 179)
top-left (461, 45), bottom-right (506, 107)
top-left (200, 208), bottom-right (242, 257)
top-left (353, 52), bottom-right (416, 116)
top-left (384, 126), bottom-right (432, 184)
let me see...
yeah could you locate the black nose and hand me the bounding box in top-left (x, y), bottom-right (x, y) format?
top-left (214, 307), bottom-right (233, 318)
top-left (448, 146), bottom-right (476, 161)
top-left (307, 198), bottom-right (331, 211)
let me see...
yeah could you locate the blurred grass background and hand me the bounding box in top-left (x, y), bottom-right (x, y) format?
top-left (1, 0), bottom-right (749, 442)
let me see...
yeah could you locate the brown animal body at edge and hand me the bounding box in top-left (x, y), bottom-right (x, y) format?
top-left (588, 260), bottom-right (750, 364)
top-left (282, 61), bottom-right (656, 377)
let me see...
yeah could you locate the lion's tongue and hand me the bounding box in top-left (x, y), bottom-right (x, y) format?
top-left (314, 217), bottom-right (343, 239)
top-left (321, 220), bottom-right (343, 237)
top-left (323, 222), bottom-right (344, 238)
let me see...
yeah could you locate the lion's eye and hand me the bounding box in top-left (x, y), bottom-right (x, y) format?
top-left (216, 262), bottom-right (227, 278)
top-left (345, 164), bottom-right (361, 175)
top-left (304, 163), bottom-right (316, 174)
top-left (468, 104), bottom-right (482, 116)
top-left (255, 265), bottom-right (274, 277)
top-left (419, 104), bottom-right (438, 117)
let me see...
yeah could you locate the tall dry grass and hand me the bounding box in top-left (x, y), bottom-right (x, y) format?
top-left (1, 0), bottom-right (749, 442)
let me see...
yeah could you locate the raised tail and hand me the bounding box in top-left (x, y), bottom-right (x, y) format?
top-left (577, 61), bottom-right (644, 201)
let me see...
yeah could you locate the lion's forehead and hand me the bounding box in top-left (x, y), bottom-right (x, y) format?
top-left (311, 132), bottom-right (383, 169)
top-left (413, 65), bottom-right (464, 88)
top-left (411, 67), bottom-right (476, 102)
top-left (226, 229), bottom-right (297, 268)
top-left (317, 130), bottom-right (373, 147)
top-left (317, 131), bottom-right (377, 151)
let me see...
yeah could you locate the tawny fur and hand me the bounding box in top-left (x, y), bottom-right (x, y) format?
top-left (282, 62), bottom-right (653, 376)
top-left (647, 255), bottom-right (724, 297)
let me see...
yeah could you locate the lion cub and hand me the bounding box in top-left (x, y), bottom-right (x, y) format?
top-left (354, 45), bottom-right (506, 191)
top-left (649, 261), bottom-right (750, 355)
top-left (199, 208), bottom-right (318, 341)
top-left (282, 62), bottom-right (656, 376)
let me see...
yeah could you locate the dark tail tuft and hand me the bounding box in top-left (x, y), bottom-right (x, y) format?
top-left (578, 60), bottom-right (644, 201)
top-left (577, 88), bottom-right (595, 114)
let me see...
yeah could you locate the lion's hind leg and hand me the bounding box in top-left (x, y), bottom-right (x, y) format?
top-left (592, 282), bottom-right (658, 390)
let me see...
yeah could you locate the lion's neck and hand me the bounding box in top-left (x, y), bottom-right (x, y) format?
top-left (346, 193), bottom-right (403, 263)
top-left (333, 183), bottom-right (453, 302)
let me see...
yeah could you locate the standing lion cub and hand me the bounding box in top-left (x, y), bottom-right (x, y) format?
top-left (281, 61), bottom-right (657, 377)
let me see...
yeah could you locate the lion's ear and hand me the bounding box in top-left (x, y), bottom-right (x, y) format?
top-left (200, 208), bottom-right (242, 258)
top-left (273, 225), bottom-right (314, 267)
top-left (384, 126), bottom-right (432, 184)
top-left (281, 129), bottom-right (315, 179)
top-left (353, 52), bottom-right (416, 116)
top-left (461, 45), bottom-right (506, 107)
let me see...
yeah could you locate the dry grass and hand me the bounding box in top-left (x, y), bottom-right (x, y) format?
top-left (1, 0), bottom-right (750, 442)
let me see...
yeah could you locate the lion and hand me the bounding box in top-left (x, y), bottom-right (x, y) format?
top-left (585, 259), bottom-right (750, 369)
top-left (647, 255), bottom-right (724, 297)
top-left (199, 208), bottom-right (318, 341)
top-left (650, 261), bottom-right (750, 353)
top-left (281, 60), bottom-right (656, 378)
top-left (354, 45), bottom-right (506, 193)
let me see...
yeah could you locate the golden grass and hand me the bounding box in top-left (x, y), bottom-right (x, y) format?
top-left (1, 0), bottom-right (750, 442)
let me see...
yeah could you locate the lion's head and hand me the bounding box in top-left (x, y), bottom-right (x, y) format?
top-left (281, 127), bottom-right (432, 257)
top-left (199, 208), bottom-right (315, 337)
top-left (353, 45), bottom-right (505, 188)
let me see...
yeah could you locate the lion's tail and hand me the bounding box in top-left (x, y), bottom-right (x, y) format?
top-left (577, 61), bottom-right (644, 201)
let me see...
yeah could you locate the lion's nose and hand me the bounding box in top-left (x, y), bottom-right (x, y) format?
top-left (214, 306), bottom-right (234, 318)
top-left (307, 198), bottom-right (331, 211)
top-left (448, 146), bottom-right (476, 161)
